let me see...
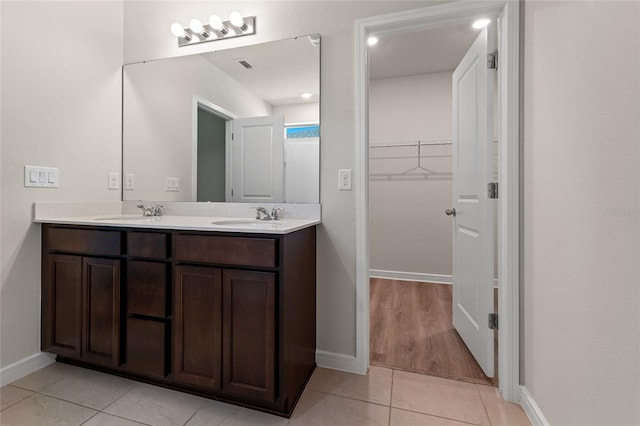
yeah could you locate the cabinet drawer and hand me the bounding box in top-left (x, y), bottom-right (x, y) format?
top-left (127, 261), bottom-right (167, 318)
top-left (46, 227), bottom-right (120, 256)
top-left (127, 232), bottom-right (167, 259)
top-left (125, 317), bottom-right (167, 378)
top-left (174, 235), bottom-right (277, 268)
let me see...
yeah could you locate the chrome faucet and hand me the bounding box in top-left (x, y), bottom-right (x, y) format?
top-left (137, 203), bottom-right (164, 217)
top-left (253, 207), bottom-right (285, 220)
top-left (271, 208), bottom-right (285, 220)
top-left (254, 207), bottom-right (271, 220)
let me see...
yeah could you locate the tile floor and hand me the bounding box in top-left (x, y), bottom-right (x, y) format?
top-left (0, 363), bottom-right (531, 426)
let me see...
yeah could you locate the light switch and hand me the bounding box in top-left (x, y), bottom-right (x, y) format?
top-left (165, 177), bottom-right (180, 191)
top-left (108, 172), bottom-right (120, 190)
top-left (338, 169), bottom-right (352, 191)
top-left (24, 165), bottom-right (59, 188)
top-left (125, 173), bottom-right (135, 190)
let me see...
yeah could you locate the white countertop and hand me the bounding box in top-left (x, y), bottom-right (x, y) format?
top-left (35, 215), bottom-right (320, 234)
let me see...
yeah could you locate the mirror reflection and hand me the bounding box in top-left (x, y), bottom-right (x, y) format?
top-left (122, 34), bottom-right (320, 203)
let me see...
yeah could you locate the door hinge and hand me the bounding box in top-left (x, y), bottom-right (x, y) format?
top-left (488, 182), bottom-right (499, 199)
top-left (487, 50), bottom-right (498, 70)
top-left (232, 133), bottom-right (234, 140)
top-left (231, 189), bottom-right (234, 197)
top-left (488, 313), bottom-right (499, 330)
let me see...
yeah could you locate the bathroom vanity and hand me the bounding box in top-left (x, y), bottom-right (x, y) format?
top-left (39, 214), bottom-right (317, 417)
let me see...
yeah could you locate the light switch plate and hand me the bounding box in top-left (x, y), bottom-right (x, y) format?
top-left (338, 169), bottom-right (352, 191)
top-left (108, 172), bottom-right (120, 190)
top-left (24, 165), bottom-right (59, 188)
top-left (125, 173), bottom-right (135, 190)
top-left (165, 177), bottom-right (180, 191)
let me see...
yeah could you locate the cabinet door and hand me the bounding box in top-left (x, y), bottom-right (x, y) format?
top-left (42, 254), bottom-right (82, 358)
top-left (174, 265), bottom-right (222, 388)
top-left (222, 270), bottom-right (276, 402)
top-left (82, 258), bottom-right (120, 366)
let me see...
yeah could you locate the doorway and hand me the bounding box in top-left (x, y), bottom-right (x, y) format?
top-left (197, 107), bottom-right (226, 202)
top-left (354, 1), bottom-right (521, 402)
top-left (367, 20), bottom-right (497, 386)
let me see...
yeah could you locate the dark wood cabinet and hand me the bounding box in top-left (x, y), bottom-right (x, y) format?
top-left (173, 265), bottom-right (222, 389)
top-left (42, 254), bottom-right (82, 358)
top-left (125, 317), bottom-right (168, 377)
top-left (41, 223), bottom-right (316, 417)
top-left (41, 254), bottom-right (120, 367)
top-left (82, 257), bottom-right (120, 366)
top-left (222, 270), bottom-right (276, 401)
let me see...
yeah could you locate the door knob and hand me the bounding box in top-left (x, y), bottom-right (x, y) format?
top-left (445, 208), bottom-right (456, 217)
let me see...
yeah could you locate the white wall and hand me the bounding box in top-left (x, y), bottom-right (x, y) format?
top-left (273, 102), bottom-right (320, 125)
top-left (523, 1), bottom-right (640, 424)
top-left (0, 1), bottom-right (123, 368)
top-left (369, 72), bottom-right (453, 277)
top-left (123, 55), bottom-right (271, 201)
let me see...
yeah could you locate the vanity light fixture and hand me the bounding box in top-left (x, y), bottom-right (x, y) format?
top-left (170, 11), bottom-right (255, 47)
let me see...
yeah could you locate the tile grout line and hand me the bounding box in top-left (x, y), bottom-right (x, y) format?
top-left (388, 369), bottom-right (394, 425)
top-left (475, 383), bottom-right (494, 426)
top-left (30, 391), bottom-right (100, 413)
top-left (305, 388), bottom-right (391, 409)
top-left (78, 410), bottom-right (101, 425)
top-left (0, 388), bottom-right (34, 413)
top-left (389, 370), bottom-right (485, 426)
top-left (97, 410), bottom-right (155, 426)
top-left (180, 399), bottom-right (208, 426)
top-left (390, 406), bottom-right (484, 426)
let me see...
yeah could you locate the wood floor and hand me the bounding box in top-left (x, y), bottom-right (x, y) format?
top-left (370, 278), bottom-right (495, 386)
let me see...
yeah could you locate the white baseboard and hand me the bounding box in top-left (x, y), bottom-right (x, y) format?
top-left (316, 350), bottom-right (363, 374)
top-left (520, 386), bottom-right (550, 426)
top-left (370, 269), bottom-right (452, 284)
top-left (0, 352), bottom-right (56, 387)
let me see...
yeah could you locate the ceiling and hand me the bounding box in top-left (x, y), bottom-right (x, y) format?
top-left (203, 35), bottom-right (320, 107)
top-left (370, 23), bottom-right (481, 80)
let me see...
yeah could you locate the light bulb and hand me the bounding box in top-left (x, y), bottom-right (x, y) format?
top-left (367, 36), bottom-right (378, 46)
top-left (189, 18), bottom-right (204, 33)
top-left (209, 15), bottom-right (224, 31)
top-left (171, 23), bottom-right (186, 38)
top-left (472, 19), bottom-right (491, 29)
top-left (229, 11), bottom-right (245, 28)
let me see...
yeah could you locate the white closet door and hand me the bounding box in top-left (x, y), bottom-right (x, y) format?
top-left (451, 25), bottom-right (496, 377)
top-left (231, 115), bottom-right (284, 203)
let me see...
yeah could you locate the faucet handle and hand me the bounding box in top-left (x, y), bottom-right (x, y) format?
top-left (153, 204), bottom-right (164, 216)
top-left (271, 208), bottom-right (285, 220)
top-left (137, 203), bottom-right (152, 216)
top-left (252, 206), bottom-right (270, 220)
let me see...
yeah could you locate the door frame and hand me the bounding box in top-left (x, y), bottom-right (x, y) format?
top-left (354, 1), bottom-right (521, 401)
top-left (191, 96), bottom-right (238, 201)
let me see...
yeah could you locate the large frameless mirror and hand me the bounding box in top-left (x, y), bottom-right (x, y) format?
top-left (122, 34), bottom-right (320, 203)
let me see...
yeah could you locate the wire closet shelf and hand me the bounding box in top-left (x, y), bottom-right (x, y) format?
top-left (368, 139), bottom-right (453, 180)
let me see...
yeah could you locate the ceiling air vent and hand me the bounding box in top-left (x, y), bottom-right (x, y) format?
top-left (235, 59), bottom-right (255, 70)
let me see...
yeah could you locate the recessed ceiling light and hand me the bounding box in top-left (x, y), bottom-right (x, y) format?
top-left (367, 36), bottom-right (378, 46)
top-left (301, 92), bottom-right (312, 99)
top-left (472, 19), bottom-right (491, 29)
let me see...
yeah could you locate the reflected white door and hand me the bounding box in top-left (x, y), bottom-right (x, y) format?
top-left (231, 115), bottom-right (284, 203)
top-left (451, 26), bottom-right (495, 377)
